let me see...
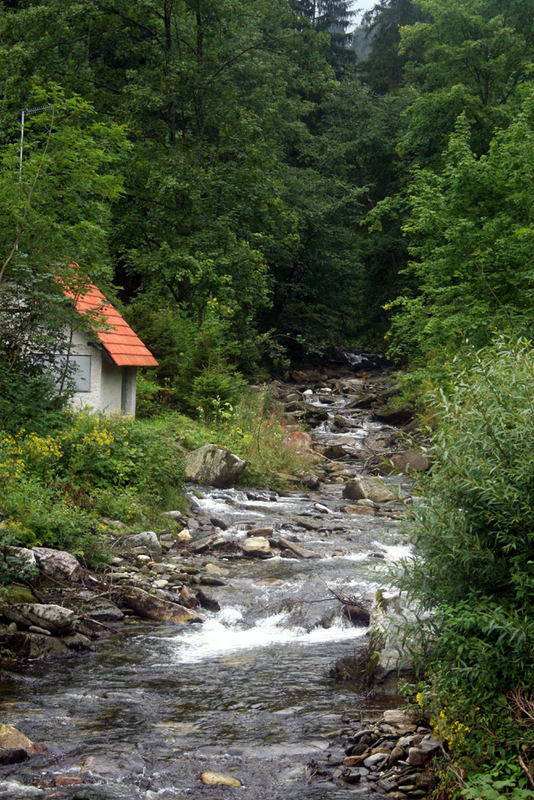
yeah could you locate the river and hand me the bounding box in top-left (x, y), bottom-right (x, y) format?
top-left (0, 367), bottom-right (413, 800)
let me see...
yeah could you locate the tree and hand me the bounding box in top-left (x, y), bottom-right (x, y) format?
top-left (0, 84), bottom-right (127, 428)
top-left (359, 0), bottom-right (422, 94)
top-left (398, 0), bottom-right (534, 164)
top-left (385, 92), bottom-right (534, 372)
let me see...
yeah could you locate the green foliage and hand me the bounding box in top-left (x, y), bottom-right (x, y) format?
top-left (399, 0), bottom-right (534, 163)
top-left (398, 338), bottom-right (534, 796)
top-left (0, 410), bottom-right (185, 566)
top-left (386, 95), bottom-right (534, 376)
top-left (136, 390), bottom-right (315, 489)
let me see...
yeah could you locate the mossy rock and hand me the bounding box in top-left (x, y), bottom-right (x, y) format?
top-left (3, 584), bottom-right (38, 604)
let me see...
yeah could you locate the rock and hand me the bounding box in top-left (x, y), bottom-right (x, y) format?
top-left (191, 533), bottom-right (227, 553)
top-left (8, 548), bottom-right (37, 569)
top-left (344, 603), bottom-right (371, 625)
top-left (5, 631), bottom-right (71, 659)
top-left (381, 449), bottom-right (430, 475)
top-left (322, 443), bottom-right (348, 459)
top-left (242, 536), bottom-right (272, 557)
top-left (184, 444), bottom-right (246, 488)
top-left (54, 776), bottom-right (83, 787)
top-left (383, 709), bottom-right (418, 734)
top-left (248, 526), bottom-right (273, 537)
top-left (122, 531), bottom-right (162, 554)
top-left (314, 503), bottom-right (332, 513)
top-left (367, 591), bottom-right (418, 695)
top-left (363, 752), bottom-right (389, 769)
top-left (3, 584), bottom-right (38, 603)
top-left (0, 603), bottom-right (76, 634)
top-left (342, 504), bottom-right (376, 516)
top-left (121, 586), bottom-right (204, 624)
top-left (200, 772), bottom-right (241, 788)
top-left (0, 748), bottom-right (29, 765)
top-left (177, 529), bottom-right (192, 542)
top-left (408, 735), bottom-right (440, 766)
top-left (372, 403), bottom-right (415, 426)
top-left (0, 724), bottom-right (40, 755)
top-left (28, 625), bottom-right (51, 636)
top-left (293, 515), bottom-right (323, 531)
top-left (31, 547), bottom-right (83, 582)
top-left (161, 510), bottom-right (186, 523)
top-left (197, 589), bottom-right (220, 612)
top-left (62, 633), bottom-right (95, 651)
top-left (278, 537), bottom-right (321, 559)
top-left (285, 431), bottom-right (313, 451)
top-left (343, 477), bottom-right (397, 504)
top-left (296, 472), bottom-right (321, 490)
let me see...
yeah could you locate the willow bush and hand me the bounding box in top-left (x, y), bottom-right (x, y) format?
top-left (398, 338), bottom-right (534, 798)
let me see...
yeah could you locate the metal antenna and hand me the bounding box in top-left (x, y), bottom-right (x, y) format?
top-left (19, 104), bottom-right (54, 180)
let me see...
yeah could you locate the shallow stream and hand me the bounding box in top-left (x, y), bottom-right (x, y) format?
top-left (0, 373), bottom-right (411, 800)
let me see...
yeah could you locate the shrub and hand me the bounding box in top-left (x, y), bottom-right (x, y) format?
top-left (398, 338), bottom-right (534, 796)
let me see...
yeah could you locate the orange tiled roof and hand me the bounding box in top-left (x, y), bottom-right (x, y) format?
top-left (70, 284), bottom-right (158, 368)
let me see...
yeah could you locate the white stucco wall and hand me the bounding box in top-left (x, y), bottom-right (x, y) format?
top-left (67, 330), bottom-right (138, 416)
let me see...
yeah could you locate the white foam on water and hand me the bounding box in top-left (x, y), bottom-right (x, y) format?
top-left (161, 607), bottom-right (366, 663)
top-left (373, 541), bottom-right (414, 562)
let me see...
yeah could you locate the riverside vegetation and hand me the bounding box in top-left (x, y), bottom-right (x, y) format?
top-left (2, 0), bottom-right (534, 798)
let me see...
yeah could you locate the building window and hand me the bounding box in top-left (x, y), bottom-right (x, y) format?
top-left (52, 354), bottom-right (92, 392)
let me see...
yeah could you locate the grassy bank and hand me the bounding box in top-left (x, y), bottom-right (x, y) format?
top-left (0, 388), bottom-right (314, 583)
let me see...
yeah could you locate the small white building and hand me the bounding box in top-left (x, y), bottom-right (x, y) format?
top-left (63, 284), bottom-right (157, 416)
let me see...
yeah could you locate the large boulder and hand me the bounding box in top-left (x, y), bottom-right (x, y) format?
top-left (343, 477), bottom-right (397, 504)
top-left (184, 444), bottom-right (246, 488)
top-left (31, 547), bottom-right (83, 582)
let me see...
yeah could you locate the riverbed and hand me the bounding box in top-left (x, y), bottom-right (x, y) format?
top-left (0, 367), bottom-right (413, 799)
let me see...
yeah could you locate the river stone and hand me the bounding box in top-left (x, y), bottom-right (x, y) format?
top-left (372, 403), bottom-right (414, 426)
top-left (5, 631), bottom-right (71, 659)
top-left (278, 537), bottom-right (321, 559)
top-left (381, 449), bottom-right (430, 475)
top-left (184, 444), bottom-right (246, 488)
top-left (200, 772), bottom-right (241, 788)
top-left (31, 547), bottom-right (83, 582)
top-left (0, 748), bottom-right (29, 765)
top-left (343, 477), bottom-right (397, 504)
top-left (0, 603), bottom-right (76, 634)
top-left (122, 531), bottom-right (162, 554)
top-left (121, 586), bottom-right (204, 624)
top-left (408, 735), bottom-right (441, 766)
top-left (383, 709), bottom-right (417, 734)
top-left (342, 504), bottom-right (376, 516)
top-left (0, 724), bottom-right (39, 755)
top-left (242, 536), bottom-right (271, 557)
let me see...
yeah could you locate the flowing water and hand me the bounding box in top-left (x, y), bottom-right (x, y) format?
top-left (0, 372), bottom-right (411, 800)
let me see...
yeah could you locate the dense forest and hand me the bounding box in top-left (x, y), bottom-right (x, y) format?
top-left (2, 0), bottom-right (534, 398)
top-left (2, 2), bottom-right (534, 798)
